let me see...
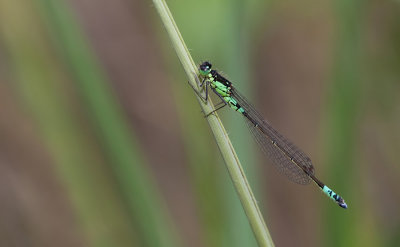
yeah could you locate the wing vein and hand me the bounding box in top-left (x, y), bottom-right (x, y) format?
top-left (232, 88), bottom-right (314, 185)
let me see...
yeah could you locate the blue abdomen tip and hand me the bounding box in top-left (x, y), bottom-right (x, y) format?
top-left (322, 185), bottom-right (348, 209)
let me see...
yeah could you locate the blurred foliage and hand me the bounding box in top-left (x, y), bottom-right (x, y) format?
top-left (0, 0), bottom-right (399, 247)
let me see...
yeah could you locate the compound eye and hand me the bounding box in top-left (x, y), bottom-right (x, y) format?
top-left (199, 61), bottom-right (212, 75)
top-left (200, 61), bottom-right (212, 71)
top-left (203, 61), bottom-right (212, 69)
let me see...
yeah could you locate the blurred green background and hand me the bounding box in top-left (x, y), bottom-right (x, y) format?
top-left (1, 0), bottom-right (399, 246)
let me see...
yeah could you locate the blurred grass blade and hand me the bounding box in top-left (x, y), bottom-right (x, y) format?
top-left (33, 1), bottom-right (181, 247)
top-left (323, 0), bottom-right (365, 246)
top-left (0, 0), bottom-right (139, 246)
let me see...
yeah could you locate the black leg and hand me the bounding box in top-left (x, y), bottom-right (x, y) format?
top-left (188, 76), bottom-right (229, 117)
top-left (187, 78), bottom-right (208, 102)
top-left (205, 102), bottom-right (228, 117)
top-left (213, 101), bottom-right (226, 108)
top-left (204, 88), bottom-right (228, 117)
top-left (200, 77), bottom-right (207, 87)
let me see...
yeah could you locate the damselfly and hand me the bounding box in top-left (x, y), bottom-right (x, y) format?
top-left (191, 61), bottom-right (347, 209)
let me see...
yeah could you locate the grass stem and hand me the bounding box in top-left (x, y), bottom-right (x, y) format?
top-left (152, 1), bottom-right (275, 246)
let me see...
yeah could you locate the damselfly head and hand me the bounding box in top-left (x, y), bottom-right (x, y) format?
top-left (199, 61), bottom-right (212, 75)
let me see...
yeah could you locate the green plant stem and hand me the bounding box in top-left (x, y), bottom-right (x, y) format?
top-left (152, 1), bottom-right (274, 246)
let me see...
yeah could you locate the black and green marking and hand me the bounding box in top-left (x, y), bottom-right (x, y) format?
top-left (194, 61), bottom-right (347, 209)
